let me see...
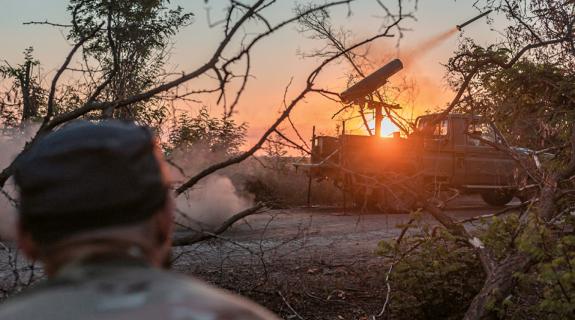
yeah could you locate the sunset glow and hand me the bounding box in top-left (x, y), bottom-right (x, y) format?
top-left (2, 1), bottom-right (560, 318)
top-left (0, 1), bottom-right (496, 151)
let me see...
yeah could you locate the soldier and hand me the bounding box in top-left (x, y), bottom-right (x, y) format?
top-left (0, 121), bottom-right (279, 320)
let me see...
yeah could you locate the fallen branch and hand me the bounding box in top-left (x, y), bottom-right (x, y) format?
top-left (458, 200), bottom-right (533, 224)
top-left (371, 263), bottom-right (394, 319)
top-left (172, 203), bottom-right (265, 246)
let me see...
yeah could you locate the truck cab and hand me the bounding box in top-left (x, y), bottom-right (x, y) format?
top-left (415, 114), bottom-right (516, 193)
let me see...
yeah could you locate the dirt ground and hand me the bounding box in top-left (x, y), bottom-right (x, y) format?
top-left (172, 195), bottom-right (517, 319)
top-left (0, 195), bottom-right (514, 318)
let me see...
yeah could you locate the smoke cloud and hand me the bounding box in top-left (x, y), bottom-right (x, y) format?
top-left (400, 27), bottom-right (459, 66)
top-left (174, 174), bottom-right (252, 230)
top-left (168, 146), bottom-right (253, 231)
top-left (0, 125), bottom-right (253, 239)
top-left (0, 124), bottom-right (39, 240)
top-left (0, 195), bottom-right (17, 240)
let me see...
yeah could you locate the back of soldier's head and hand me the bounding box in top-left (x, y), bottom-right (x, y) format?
top-left (14, 120), bottom-right (170, 246)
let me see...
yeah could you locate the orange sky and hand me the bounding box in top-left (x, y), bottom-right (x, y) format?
top-left (228, 23), bottom-right (461, 145)
top-left (1, 1), bottom-right (505, 151)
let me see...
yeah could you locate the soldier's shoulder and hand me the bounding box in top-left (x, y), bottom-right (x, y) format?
top-left (0, 282), bottom-right (61, 320)
top-left (0, 267), bottom-right (279, 320)
top-left (149, 269), bottom-right (280, 319)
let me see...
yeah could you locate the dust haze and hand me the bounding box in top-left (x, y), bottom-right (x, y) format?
top-left (0, 124), bottom-right (39, 239)
top-left (167, 146), bottom-right (253, 231)
top-left (0, 128), bottom-right (254, 239)
top-left (174, 174), bottom-right (252, 230)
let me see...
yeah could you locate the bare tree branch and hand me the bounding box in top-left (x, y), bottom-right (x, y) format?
top-left (173, 203), bottom-right (265, 246)
top-left (42, 23), bottom-right (104, 127)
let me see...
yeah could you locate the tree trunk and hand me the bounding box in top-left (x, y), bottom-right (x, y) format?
top-left (464, 252), bottom-right (532, 320)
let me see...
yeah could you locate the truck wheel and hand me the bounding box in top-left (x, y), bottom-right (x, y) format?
top-left (481, 190), bottom-right (514, 206)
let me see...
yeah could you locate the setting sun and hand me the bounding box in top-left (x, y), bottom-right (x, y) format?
top-left (380, 117), bottom-right (402, 137)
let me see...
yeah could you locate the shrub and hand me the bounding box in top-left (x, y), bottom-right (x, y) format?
top-left (377, 217), bottom-right (485, 319)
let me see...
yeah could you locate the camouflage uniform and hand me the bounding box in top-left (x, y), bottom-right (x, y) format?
top-left (0, 257), bottom-right (279, 320)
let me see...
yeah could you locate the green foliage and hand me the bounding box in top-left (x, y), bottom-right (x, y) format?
top-left (514, 214), bottom-right (575, 319)
top-left (440, 2), bottom-right (575, 318)
top-left (377, 218), bottom-right (485, 319)
top-left (479, 214), bottom-right (520, 261)
top-left (464, 212), bottom-right (575, 319)
top-left (377, 211), bottom-right (575, 319)
top-left (0, 47), bottom-right (46, 127)
top-left (483, 61), bottom-right (574, 149)
top-left (0, 47), bottom-right (39, 79)
top-left (474, 212), bottom-right (575, 320)
top-left (67, 0), bottom-right (193, 127)
top-left (1, 1), bottom-right (194, 130)
top-left (166, 107), bottom-right (247, 156)
top-left (451, 51), bottom-right (575, 151)
top-left (68, 0), bottom-right (193, 61)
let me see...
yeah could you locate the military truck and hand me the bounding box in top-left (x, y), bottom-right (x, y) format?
top-left (304, 58), bottom-right (529, 210)
top-left (309, 113), bottom-right (525, 210)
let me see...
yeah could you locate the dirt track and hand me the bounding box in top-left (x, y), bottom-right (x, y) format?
top-left (174, 195), bottom-right (516, 264)
top-left (173, 195), bottom-right (517, 319)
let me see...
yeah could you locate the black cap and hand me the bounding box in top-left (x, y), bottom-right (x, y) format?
top-left (14, 120), bottom-right (168, 243)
